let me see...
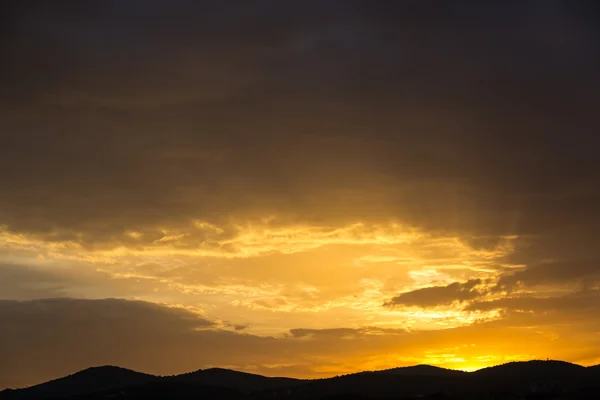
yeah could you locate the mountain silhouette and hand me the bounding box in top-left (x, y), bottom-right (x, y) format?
top-left (2, 360), bottom-right (600, 400)
top-left (54, 381), bottom-right (244, 400)
top-left (369, 364), bottom-right (467, 377)
top-left (167, 367), bottom-right (302, 392)
top-left (474, 360), bottom-right (586, 377)
top-left (468, 360), bottom-right (599, 395)
top-left (0, 366), bottom-right (155, 400)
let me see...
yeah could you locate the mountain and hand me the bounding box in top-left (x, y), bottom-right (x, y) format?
top-left (0, 366), bottom-right (156, 400)
top-left (474, 360), bottom-right (586, 377)
top-left (167, 367), bottom-right (302, 392)
top-left (55, 381), bottom-right (244, 400)
top-left (469, 360), bottom-right (597, 395)
top-left (370, 364), bottom-right (467, 377)
top-left (3, 360), bottom-right (600, 400)
top-left (284, 372), bottom-right (469, 399)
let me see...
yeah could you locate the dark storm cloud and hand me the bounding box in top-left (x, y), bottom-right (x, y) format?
top-left (384, 279), bottom-right (486, 308)
top-left (1, 1), bottom-right (600, 285)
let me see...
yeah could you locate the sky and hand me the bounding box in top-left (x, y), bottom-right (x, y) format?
top-left (1, 0), bottom-right (600, 389)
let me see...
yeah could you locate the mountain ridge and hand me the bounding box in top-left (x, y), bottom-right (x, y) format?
top-left (168, 367), bottom-right (302, 392)
top-left (2, 360), bottom-right (600, 400)
top-left (0, 365), bottom-right (155, 400)
top-left (473, 359), bottom-right (586, 377)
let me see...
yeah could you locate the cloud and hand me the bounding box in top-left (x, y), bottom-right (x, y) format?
top-left (385, 279), bottom-right (488, 308)
top-left (1, 0), bottom-right (599, 241)
top-left (231, 324), bottom-right (249, 331)
top-left (0, 222), bottom-right (421, 260)
top-left (1, 3), bottom-right (599, 304)
top-left (0, 298), bottom-right (214, 388)
top-left (0, 230), bottom-right (515, 341)
top-left (466, 290), bottom-right (600, 315)
top-left (495, 230), bottom-right (600, 291)
top-left (288, 328), bottom-right (374, 339)
top-left (0, 263), bottom-right (73, 299)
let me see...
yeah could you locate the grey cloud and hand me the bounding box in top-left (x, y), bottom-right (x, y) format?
top-left (495, 230), bottom-right (600, 290)
top-left (466, 290), bottom-right (600, 314)
top-left (1, 1), bottom-right (599, 237)
top-left (497, 261), bottom-right (600, 292)
top-left (0, 261), bottom-right (200, 302)
top-left (1, 1), bottom-right (600, 308)
top-left (385, 279), bottom-right (486, 308)
top-left (232, 324), bottom-right (249, 331)
top-left (288, 328), bottom-right (366, 339)
top-left (0, 264), bottom-right (71, 300)
top-left (0, 298), bottom-right (213, 388)
top-left (288, 327), bottom-right (406, 339)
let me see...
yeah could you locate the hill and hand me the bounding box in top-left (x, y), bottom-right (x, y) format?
top-left (371, 364), bottom-right (467, 377)
top-left (167, 367), bottom-right (302, 392)
top-left (468, 360), bottom-right (597, 395)
top-left (281, 370), bottom-right (471, 399)
top-left (54, 381), bottom-right (244, 400)
top-left (3, 360), bottom-right (600, 400)
top-left (587, 364), bottom-right (600, 371)
top-left (0, 366), bottom-right (156, 400)
top-left (474, 360), bottom-right (586, 377)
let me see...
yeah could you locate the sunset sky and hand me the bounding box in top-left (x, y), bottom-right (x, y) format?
top-left (2, 0), bottom-right (600, 390)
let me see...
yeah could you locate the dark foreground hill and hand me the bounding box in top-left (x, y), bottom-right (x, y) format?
top-left (168, 367), bottom-right (302, 392)
top-left (474, 360), bottom-right (587, 377)
top-left (0, 367), bottom-right (299, 400)
top-left (370, 364), bottom-right (467, 377)
top-left (2, 360), bottom-right (600, 400)
top-left (0, 366), bottom-right (156, 400)
top-left (52, 381), bottom-right (245, 400)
